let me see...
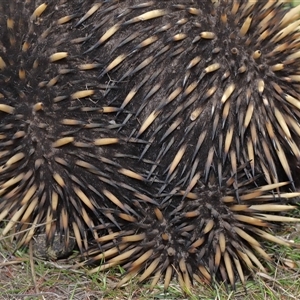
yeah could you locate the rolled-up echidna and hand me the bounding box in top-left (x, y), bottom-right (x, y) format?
top-left (73, 0), bottom-right (300, 289)
top-left (1, 0), bottom-right (300, 293)
top-left (0, 0), bottom-right (154, 256)
top-left (85, 167), bottom-right (300, 290)
top-left (72, 0), bottom-right (300, 189)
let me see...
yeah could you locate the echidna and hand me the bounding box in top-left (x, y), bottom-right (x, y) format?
top-left (71, 0), bottom-right (300, 289)
top-left (0, 0), bottom-right (154, 256)
top-left (70, 0), bottom-right (300, 190)
top-left (85, 166), bottom-right (300, 290)
top-left (1, 0), bottom-right (300, 293)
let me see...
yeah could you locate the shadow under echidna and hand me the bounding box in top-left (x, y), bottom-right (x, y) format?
top-left (1, 0), bottom-right (300, 293)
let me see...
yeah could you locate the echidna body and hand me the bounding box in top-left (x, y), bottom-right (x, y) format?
top-left (0, 0), bottom-right (154, 254)
top-left (70, 0), bottom-right (300, 190)
top-left (72, 0), bottom-right (300, 289)
top-left (85, 168), bottom-right (300, 290)
top-left (1, 0), bottom-right (300, 293)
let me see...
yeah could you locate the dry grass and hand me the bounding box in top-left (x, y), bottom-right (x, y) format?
top-left (1, 225), bottom-right (300, 300)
